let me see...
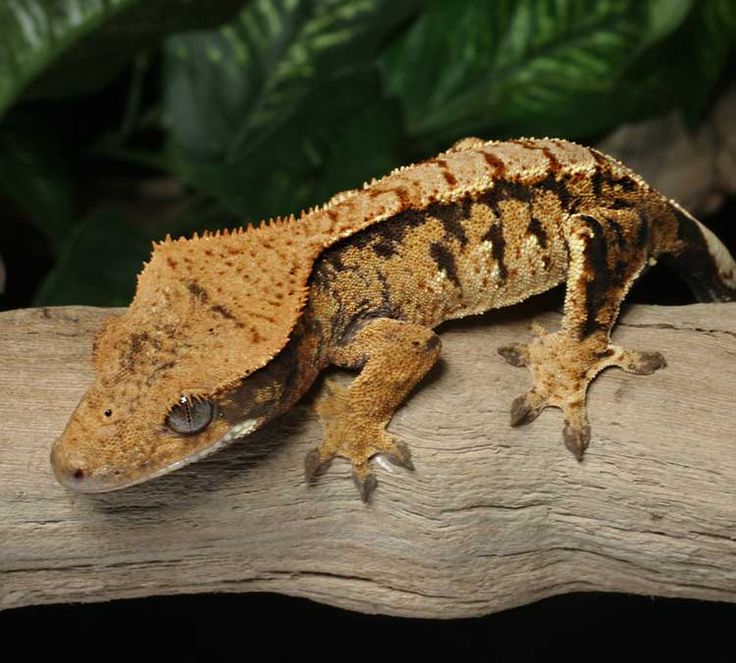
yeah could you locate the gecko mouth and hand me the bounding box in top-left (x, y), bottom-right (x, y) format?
top-left (51, 417), bottom-right (263, 493)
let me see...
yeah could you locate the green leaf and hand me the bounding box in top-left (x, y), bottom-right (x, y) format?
top-left (161, 0), bottom-right (418, 219)
top-left (0, 0), bottom-right (247, 118)
top-left (33, 208), bottom-right (153, 306)
top-left (165, 66), bottom-right (404, 221)
top-left (381, 0), bottom-right (703, 145)
top-left (618, 0), bottom-right (736, 124)
top-left (164, 0), bottom-right (419, 159)
top-left (165, 0), bottom-right (420, 160)
top-left (644, 0), bottom-right (694, 41)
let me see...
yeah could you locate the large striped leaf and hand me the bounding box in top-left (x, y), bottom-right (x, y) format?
top-left (381, 0), bottom-right (715, 145)
top-left (165, 66), bottom-right (404, 220)
top-left (162, 0), bottom-right (419, 216)
top-left (0, 0), bottom-right (246, 118)
top-left (617, 0), bottom-right (736, 124)
top-left (164, 0), bottom-right (419, 158)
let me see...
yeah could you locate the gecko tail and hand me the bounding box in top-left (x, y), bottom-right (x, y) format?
top-left (664, 205), bottom-right (736, 303)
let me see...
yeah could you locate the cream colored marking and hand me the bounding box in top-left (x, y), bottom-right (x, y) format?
top-left (429, 269), bottom-right (450, 295)
top-left (693, 217), bottom-right (736, 288)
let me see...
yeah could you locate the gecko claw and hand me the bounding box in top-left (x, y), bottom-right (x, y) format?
top-left (562, 421), bottom-right (591, 461)
top-left (380, 439), bottom-right (415, 471)
top-left (353, 469), bottom-right (378, 503)
top-left (622, 350), bottom-right (667, 375)
top-left (498, 343), bottom-right (529, 367)
top-left (510, 392), bottom-right (546, 427)
top-left (304, 447), bottom-right (331, 482)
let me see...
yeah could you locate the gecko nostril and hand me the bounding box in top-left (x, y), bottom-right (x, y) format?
top-left (73, 468), bottom-right (85, 480)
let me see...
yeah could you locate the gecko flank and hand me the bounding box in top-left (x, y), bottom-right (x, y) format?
top-left (51, 137), bottom-right (736, 500)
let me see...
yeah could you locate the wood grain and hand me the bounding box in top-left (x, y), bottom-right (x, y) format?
top-left (1, 302), bottom-right (735, 616)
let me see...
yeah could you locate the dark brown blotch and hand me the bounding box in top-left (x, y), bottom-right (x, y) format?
top-left (426, 201), bottom-right (468, 246)
top-left (460, 193), bottom-right (473, 219)
top-left (210, 303), bottom-right (238, 322)
top-left (429, 242), bottom-right (461, 287)
top-left (535, 173), bottom-right (572, 211)
top-left (433, 158), bottom-right (457, 187)
top-left (394, 186), bottom-right (410, 207)
top-left (186, 281), bottom-right (209, 301)
top-left (310, 208), bottom-right (427, 292)
top-left (591, 170), bottom-right (604, 197)
top-left (372, 239), bottom-right (398, 258)
top-left (326, 252), bottom-right (346, 272)
top-left (476, 179), bottom-right (532, 217)
top-left (611, 198), bottom-right (633, 210)
top-left (541, 146), bottom-right (561, 172)
top-left (527, 218), bottom-right (548, 249)
top-left (481, 222), bottom-right (508, 280)
top-left (616, 175), bottom-right (637, 193)
top-left (125, 332), bottom-right (150, 370)
top-left (208, 303), bottom-right (247, 329)
top-left (578, 215), bottom-right (612, 337)
top-left (482, 151), bottom-right (507, 177)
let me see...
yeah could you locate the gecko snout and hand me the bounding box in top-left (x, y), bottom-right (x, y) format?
top-left (50, 447), bottom-right (86, 490)
top-left (50, 442), bottom-right (121, 493)
top-left (50, 443), bottom-right (87, 490)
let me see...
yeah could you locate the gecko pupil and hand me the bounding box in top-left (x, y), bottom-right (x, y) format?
top-left (166, 397), bottom-right (214, 435)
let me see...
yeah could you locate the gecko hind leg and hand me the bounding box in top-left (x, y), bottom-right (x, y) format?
top-left (305, 318), bottom-right (440, 501)
top-left (498, 209), bottom-right (666, 460)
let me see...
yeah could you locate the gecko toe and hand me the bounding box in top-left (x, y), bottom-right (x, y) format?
top-left (380, 438), bottom-right (415, 471)
top-left (623, 350), bottom-right (667, 375)
top-left (498, 343), bottom-right (529, 367)
top-left (352, 468), bottom-right (378, 503)
top-left (304, 447), bottom-right (332, 482)
top-left (510, 391), bottom-right (546, 427)
top-left (562, 421), bottom-right (591, 461)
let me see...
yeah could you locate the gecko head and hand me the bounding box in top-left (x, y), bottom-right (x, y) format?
top-left (51, 379), bottom-right (264, 493)
top-left (51, 229), bottom-right (311, 493)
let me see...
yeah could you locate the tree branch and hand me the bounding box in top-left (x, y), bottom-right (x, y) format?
top-left (1, 302), bottom-right (735, 616)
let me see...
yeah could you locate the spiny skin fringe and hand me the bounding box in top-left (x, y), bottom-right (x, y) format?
top-left (158, 136), bottom-right (638, 251)
top-left (53, 135), bottom-right (736, 497)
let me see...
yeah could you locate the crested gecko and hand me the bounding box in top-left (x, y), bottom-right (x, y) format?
top-left (51, 137), bottom-right (736, 501)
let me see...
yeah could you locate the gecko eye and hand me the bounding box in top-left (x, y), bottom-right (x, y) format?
top-left (166, 396), bottom-right (215, 435)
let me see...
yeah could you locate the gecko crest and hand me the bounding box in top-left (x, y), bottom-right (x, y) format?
top-left (52, 137), bottom-right (736, 499)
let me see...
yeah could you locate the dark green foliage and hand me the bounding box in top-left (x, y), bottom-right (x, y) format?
top-left (0, 0), bottom-right (733, 307)
top-left (32, 208), bottom-right (152, 306)
top-left (0, 0), bottom-right (247, 114)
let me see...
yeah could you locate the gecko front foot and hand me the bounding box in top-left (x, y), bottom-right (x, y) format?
top-left (499, 328), bottom-right (666, 460)
top-left (305, 380), bottom-right (414, 502)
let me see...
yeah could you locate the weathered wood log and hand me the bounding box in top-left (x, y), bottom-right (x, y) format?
top-left (1, 302), bottom-right (735, 616)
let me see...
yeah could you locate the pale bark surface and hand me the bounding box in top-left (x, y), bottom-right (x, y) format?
top-left (1, 302), bottom-right (735, 617)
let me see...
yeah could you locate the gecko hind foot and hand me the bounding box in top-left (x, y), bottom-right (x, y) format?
top-left (499, 331), bottom-right (666, 460)
top-left (305, 380), bottom-right (415, 502)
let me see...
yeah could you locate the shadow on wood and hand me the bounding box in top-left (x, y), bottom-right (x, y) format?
top-left (1, 303), bottom-right (735, 616)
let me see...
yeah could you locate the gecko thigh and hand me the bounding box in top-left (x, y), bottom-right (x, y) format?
top-left (562, 208), bottom-right (649, 340)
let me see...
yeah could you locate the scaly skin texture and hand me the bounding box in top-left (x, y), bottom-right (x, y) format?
top-left (51, 137), bottom-right (736, 500)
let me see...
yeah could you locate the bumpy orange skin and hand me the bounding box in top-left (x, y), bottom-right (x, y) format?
top-left (51, 138), bottom-right (736, 498)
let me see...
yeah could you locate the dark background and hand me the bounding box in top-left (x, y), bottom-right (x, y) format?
top-left (2, 0), bottom-right (735, 310)
top-left (3, 591), bottom-right (736, 662)
top-left (2, 2), bottom-right (735, 657)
